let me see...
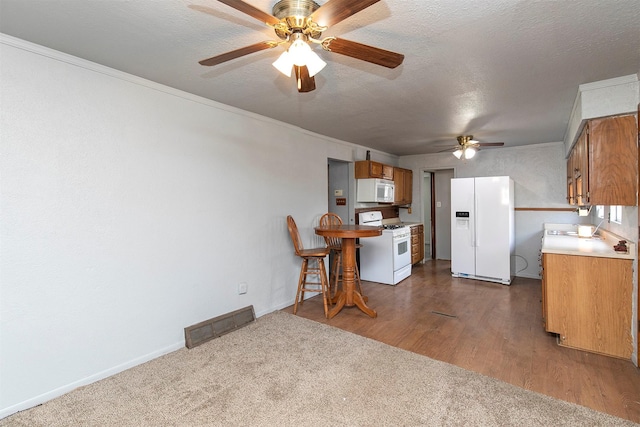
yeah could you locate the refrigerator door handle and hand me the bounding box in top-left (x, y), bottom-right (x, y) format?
top-left (474, 196), bottom-right (479, 247)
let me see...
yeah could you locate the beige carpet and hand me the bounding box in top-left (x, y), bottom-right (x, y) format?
top-left (2, 311), bottom-right (636, 426)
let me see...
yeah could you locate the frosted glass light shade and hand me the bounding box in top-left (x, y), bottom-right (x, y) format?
top-left (464, 147), bottom-right (476, 159)
top-left (305, 51), bottom-right (326, 77)
top-left (273, 51), bottom-right (294, 77)
top-left (289, 39), bottom-right (311, 66)
top-left (453, 147), bottom-right (477, 159)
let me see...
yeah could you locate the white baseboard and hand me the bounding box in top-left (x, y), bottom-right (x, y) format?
top-left (0, 341), bottom-right (183, 420)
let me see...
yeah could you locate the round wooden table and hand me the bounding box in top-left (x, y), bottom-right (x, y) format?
top-left (314, 224), bottom-right (382, 318)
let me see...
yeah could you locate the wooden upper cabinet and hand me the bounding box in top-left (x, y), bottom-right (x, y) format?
top-left (566, 147), bottom-right (576, 205)
top-left (588, 115), bottom-right (637, 206)
top-left (566, 114), bottom-right (638, 206)
top-left (355, 160), bottom-right (394, 180)
top-left (393, 167), bottom-right (413, 205)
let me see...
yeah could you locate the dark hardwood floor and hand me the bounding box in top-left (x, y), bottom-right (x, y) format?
top-left (281, 260), bottom-right (640, 423)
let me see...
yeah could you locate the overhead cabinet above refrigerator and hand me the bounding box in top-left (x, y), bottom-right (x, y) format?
top-left (450, 176), bottom-right (515, 285)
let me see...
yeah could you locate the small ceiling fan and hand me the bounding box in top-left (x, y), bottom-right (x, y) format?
top-left (196, 0), bottom-right (405, 93)
top-left (442, 135), bottom-right (505, 159)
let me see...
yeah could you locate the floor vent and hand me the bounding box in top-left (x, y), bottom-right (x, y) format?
top-left (430, 310), bottom-right (457, 318)
top-left (184, 305), bottom-right (255, 349)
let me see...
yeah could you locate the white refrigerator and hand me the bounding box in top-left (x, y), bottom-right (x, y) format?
top-left (450, 176), bottom-right (515, 285)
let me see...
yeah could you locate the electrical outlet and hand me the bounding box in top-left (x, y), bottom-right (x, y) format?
top-left (238, 282), bottom-right (248, 295)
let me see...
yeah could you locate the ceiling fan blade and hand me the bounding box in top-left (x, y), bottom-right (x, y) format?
top-left (294, 65), bottom-right (316, 93)
top-left (199, 41), bottom-right (276, 66)
top-left (437, 147), bottom-right (455, 153)
top-left (476, 142), bottom-right (505, 147)
top-left (310, 0), bottom-right (380, 27)
top-left (324, 38), bottom-right (404, 68)
top-left (216, 0), bottom-right (280, 26)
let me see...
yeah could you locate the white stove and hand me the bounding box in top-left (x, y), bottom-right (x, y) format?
top-left (358, 211), bottom-right (412, 285)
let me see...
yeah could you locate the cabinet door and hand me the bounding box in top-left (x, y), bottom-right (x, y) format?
top-left (588, 115), bottom-right (638, 205)
top-left (382, 164), bottom-right (394, 180)
top-left (403, 169), bottom-right (413, 204)
top-left (575, 128), bottom-right (589, 205)
top-left (393, 168), bottom-right (413, 204)
top-left (544, 253), bottom-right (632, 359)
top-left (541, 254), bottom-right (547, 329)
top-left (566, 149), bottom-right (576, 205)
top-left (394, 168), bottom-right (405, 203)
top-left (355, 160), bottom-right (381, 178)
top-left (370, 161), bottom-right (384, 178)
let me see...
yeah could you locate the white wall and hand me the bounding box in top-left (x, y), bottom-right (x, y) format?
top-left (0, 36), bottom-right (376, 417)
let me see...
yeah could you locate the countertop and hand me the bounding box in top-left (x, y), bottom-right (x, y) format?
top-left (401, 222), bottom-right (423, 228)
top-left (542, 223), bottom-right (635, 260)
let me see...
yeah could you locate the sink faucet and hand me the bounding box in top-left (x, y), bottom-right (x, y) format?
top-left (591, 218), bottom-right (606, 237)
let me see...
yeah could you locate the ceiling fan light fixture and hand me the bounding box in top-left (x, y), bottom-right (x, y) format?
top-left (272, 38), bottom-right (326, 78)
top-left (453, 149), bottom-right (463, 159)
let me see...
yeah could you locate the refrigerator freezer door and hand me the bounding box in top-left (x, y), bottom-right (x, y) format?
top-left (450, 178), bottom-right (475, 275)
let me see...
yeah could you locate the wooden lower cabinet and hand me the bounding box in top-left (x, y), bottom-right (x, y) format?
top-left (542, 253), bottom-right (633, 359)
top-left (410, 224), bottom-right (424, 265)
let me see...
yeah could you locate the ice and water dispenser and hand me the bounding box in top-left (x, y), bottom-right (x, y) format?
top-left (455, 211), bottom-right (470, 230)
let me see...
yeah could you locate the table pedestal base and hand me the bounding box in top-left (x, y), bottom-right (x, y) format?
top-left (314, 224), bottom-right (381, 319)
top-left (328, 290), bottom-right (377, 319)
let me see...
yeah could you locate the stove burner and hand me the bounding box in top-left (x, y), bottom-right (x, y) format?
top-left (383, 224), bottom-right (404, 230)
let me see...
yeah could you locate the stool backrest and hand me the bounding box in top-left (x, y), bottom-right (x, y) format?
top-left (286, 215), bottom-right (304, 256)
top-left (319, 213), bottom-right (343, 248)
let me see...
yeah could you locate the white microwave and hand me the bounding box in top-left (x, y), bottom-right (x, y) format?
top-left (357, 178), bottom-right (395, 203)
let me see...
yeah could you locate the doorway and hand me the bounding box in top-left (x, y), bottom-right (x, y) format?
top-left (327, 159), bottom-right (354, 223)
top-left (423, 169), bottom-right (454, 260)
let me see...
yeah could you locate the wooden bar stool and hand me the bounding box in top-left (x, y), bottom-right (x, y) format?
top-left (318, 213), bottom-right (365, 300)
top-left (286, 215), bottom-right (331, 318)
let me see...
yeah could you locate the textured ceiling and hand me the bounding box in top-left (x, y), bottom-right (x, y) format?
top-left (1, 0), bottom-right (639, 155)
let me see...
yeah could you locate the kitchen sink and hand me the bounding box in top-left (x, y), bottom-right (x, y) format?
top-left (546, 230), bottom-right (575, 236)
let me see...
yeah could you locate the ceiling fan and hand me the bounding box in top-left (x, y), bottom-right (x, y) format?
top-left (443, 135), bottom-right (505, 159)
top-left (196, 0), bottom-right (405, 93)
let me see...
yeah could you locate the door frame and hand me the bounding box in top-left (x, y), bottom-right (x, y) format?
top-left (421, 167), bottom-right (456, 261)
